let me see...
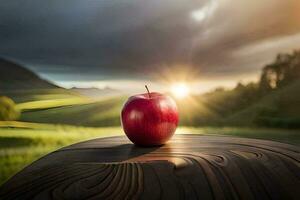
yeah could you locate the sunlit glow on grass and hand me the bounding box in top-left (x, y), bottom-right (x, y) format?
top-left (170, 83), bottom-right (190, 99)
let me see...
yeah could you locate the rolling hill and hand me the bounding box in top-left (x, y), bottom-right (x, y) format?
top-left (0, 58), bottom-right (57, 90)
top-left (225, 79), bottom-right (300, 128)
top-left (17, 79), bottom-right (300, 128)
top-left (70, 87), bottom-right (120, 98)
top-left (0, 58), bottom-right (82, 103)
top-left (20, 96), bottom-right (126, 126)
top-left (1, 57), bottom-right (299, 128)
top-left (0, 58), bottom-right (125, 127)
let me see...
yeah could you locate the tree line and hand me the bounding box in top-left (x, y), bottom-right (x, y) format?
top-left (197, 50), bottom-right (300, 128)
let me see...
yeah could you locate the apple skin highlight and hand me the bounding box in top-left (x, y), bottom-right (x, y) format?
top-left (121, 92), bottom-right (179, 146)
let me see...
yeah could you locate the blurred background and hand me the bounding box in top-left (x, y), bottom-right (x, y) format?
top-left (0, 0), bottom-right (300, 185)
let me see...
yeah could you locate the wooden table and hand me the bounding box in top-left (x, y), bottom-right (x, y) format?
top-left (1, 134), bottom-right (300, 200)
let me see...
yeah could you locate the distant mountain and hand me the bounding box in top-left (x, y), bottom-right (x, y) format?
top-left (0, 58), bottom-right (58, 91)
top-left (70, 87), bottom-right (120, 98)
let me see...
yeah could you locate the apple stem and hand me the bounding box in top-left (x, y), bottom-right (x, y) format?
top-left (145, 85), bottom-right (151, 98)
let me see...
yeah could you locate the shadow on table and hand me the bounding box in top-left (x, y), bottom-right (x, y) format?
top-left (39, 143), bottom-right (162, 164)
top-left (110, 144), bottom-right (160, 162)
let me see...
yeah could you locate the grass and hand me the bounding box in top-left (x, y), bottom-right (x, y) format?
top-left (20, 96), bottom-right (127, 126)
top-left (15, 81), bottom-right (300, 128)
top-left (180, 126), bottom-right (300, 145)
top-left (0, 121), bottom-right (299, 186)
top-left (0, 122), bottom-right (122, 186)
top-left (5, 88), bottom-right (82, 103)
top-left (16, 97), bottom-right (93, 111)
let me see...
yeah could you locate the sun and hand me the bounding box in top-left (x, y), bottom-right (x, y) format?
top-left (170, 83), bottom-right (190, 99)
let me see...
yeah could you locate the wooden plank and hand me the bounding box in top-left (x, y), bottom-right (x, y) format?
top-left (0, 134), bottom-right (300, 199)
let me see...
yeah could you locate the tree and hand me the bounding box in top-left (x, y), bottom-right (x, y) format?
top-left (259, 50), bottom-right (300, 91)
top-left (0, 96), bottom-right (20, 121)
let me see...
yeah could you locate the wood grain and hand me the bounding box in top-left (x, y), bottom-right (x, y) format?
top-left (0, 134), bottom-right (300, 200)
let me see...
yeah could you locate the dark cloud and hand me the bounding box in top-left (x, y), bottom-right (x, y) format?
top-left (1, 0), bottom-right (300, 81)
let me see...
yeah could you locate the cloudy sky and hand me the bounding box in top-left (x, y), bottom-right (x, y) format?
top-left (1, 0), bottom-right (300, 93)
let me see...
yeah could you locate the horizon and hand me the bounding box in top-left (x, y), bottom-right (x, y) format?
top-left (22, 61), bottom-right (259, 95)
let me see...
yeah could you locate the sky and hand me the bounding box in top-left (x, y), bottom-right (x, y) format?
top-left (1, 0), bottom-right (300, 93)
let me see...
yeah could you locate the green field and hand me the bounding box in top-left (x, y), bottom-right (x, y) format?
top-left (14, 80), bottom-right (300, 128)
top-left (20, 96), bottom-right (126, 126)
top-left (1, 121), bottom-right (299, 186)
top-left (0, 122), bottom-right (122, 186)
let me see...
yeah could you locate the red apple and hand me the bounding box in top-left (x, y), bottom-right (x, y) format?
top-left (121, 86), bottom-right (179, 146)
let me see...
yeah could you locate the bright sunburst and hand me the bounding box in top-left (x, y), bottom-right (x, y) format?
top-left (170, 83), bottom-right (190, 99)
